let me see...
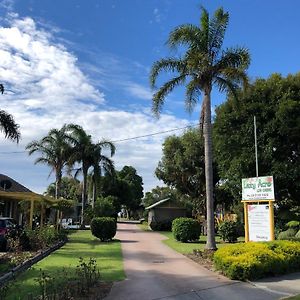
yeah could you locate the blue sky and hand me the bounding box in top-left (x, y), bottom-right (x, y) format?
top-left (0, 0), bottom-right (300, 194)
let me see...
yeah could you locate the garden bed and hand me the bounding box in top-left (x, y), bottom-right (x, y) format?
top-left (213, 240), bottom-right (300, 281)
top-left (2, 230), bottom-right (124, 300)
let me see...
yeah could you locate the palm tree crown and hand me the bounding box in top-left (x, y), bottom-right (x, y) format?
top-left (150, 7), bottom-right (250, 249)
top-left (26, 125), bottom-right (71, 198)
top-left (0, 84), bottom-right (20, 142)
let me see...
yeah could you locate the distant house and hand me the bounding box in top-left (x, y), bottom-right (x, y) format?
top-left (0, 174), bottom-right (32, 223)
top-left (145, 198), bottom-right (187, 229)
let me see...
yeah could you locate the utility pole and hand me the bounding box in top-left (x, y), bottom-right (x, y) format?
top-left (254, 116), bottom-right (258, 177)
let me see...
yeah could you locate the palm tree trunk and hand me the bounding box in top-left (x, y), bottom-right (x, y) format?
top-left (55, 170), bottom-right (62, 199)
top-left (203, 91), bottom-right (217, 250)
top-left (55, 169), bottom-right (62, 230)
top-left (81, 166), bottom-right (88, 227)
top-left (92, 177), bottom-right (96, 208)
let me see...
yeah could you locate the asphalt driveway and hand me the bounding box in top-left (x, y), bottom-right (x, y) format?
top-left (105, 223), bottom-right (300, 300)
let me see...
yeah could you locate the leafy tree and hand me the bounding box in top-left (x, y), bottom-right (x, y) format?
top-left (156, 129), bottom-right (222, 214)
top-left (214, 73), bottom-right (300, 217)
top-left (94, 196), bottom-right (117, 217)
top-left (150, 7), bottom-right (250, 249)
top-left (100, 166), bottom-right (144, 216)
top-left (118, 166), bottom-right (144, 212)
top-left (46, 176), bottom-right (81, 201)
top-left (26, 125), bottom-right (71, 199)
top-left (143, 186), bottom-right (179, 208)
top-left (0, 84), bottom-right (20, 142)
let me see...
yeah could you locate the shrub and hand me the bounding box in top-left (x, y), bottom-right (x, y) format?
top-left (90, 217), bottom-right (116, 241)
top-left (172, 218), bottom-right (200, 242)
top-left (218, 221), bottom-right (239, 243)
top-left (277, 228), bottom-right (297, 240)
top-left (286, 220), bottom-right (300, 229)
top-left (24, 226), bottom-right (65, 250)
top-left (213, 240), bottom-right (300, 280)
top-left (94, 196), bottom-right (116, 218)
top-left (296, 230), bottom-right (300, 239)
top-left (149, 220), bottom-right (172, 231)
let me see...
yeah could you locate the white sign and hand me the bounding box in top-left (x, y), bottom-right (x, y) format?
top-left (248, 204), bottom-right (271, 241)
top-left (242, 176), bottom-right (274, 201)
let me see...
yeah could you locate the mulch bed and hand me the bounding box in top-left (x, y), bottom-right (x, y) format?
top-left (73, 281), bottom-right (113, 300)
top-left (185, 249), bottom-right (216, 271)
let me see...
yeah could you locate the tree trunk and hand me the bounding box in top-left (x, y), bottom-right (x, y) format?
top-left (55, 169), bottom-right (62, 230)
top-left (55, 169), bottom-right (62, 199)
top-left (81, 166), bottom-right (88, 227)
top-left (92, 177), bottom-right (96, 209)
top-left (202, 91), bottom-right (217, 250)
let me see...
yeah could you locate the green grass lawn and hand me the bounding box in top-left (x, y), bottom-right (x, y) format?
top-left (137, 221), bottom-right (151, 231)
top-left (6, 230), bottom-right (125, 300)
top-left (160, 231), bottom-right (244, 254)
top-left (284, 295), bottom-right (300, 300)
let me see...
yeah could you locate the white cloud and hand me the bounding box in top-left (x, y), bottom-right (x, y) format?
top-left (153, 8), bottom-right (162, 23)
top-left (0, 14), bottom-right (191, 194)
top-left (123, 82), bottom-right (152, 100)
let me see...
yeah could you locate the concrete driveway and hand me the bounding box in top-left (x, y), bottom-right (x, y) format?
top-left (105, 223), bottom-right (300, 300)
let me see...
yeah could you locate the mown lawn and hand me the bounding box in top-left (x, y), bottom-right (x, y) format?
top-left (284, 295), bottom-right (300, 300)
top-left (160, 231), bottom-right (244, 254)
top-left (137, 221), bottom-right (151, 231)
top-left (6, 230), bottom-right (125, 300)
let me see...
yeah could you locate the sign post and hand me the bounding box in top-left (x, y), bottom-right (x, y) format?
top-left (242, 176), bottom-right (275, 242)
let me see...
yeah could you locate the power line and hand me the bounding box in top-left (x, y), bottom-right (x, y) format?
top-left (0, 123), bottom-right (199, 155)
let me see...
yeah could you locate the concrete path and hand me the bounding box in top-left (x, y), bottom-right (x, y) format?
top-left (105, 223), bottom-right (300, 300)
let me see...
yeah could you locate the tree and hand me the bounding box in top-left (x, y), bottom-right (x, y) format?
top-left (118, 166), bottom-right (144, 213)
top-left (26, 125), bottom-right (71, 199)
top-left (100, 166), bottom-right (144, 216)
top-left (156, 129), bottom-right (220, 214)
top-left (150, 7), bottom-right (250, 249)
top-left (214, 73), bottom-right (300, 217)
top-left (94, 196), bottom-right (117, 218)
top-left (143, 186), bottom-right (178, 208)
top-left (66, 124), bottom-right (115, 225)
top-left (0, 84), bottom-right (20, 142)
top-left (46, 176), bottom-right (81, 201)
top-left (89, 141), bottom-right (115, 207)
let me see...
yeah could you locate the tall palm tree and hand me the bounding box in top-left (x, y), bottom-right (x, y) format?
top-left (90, 141), bottom-right (115, 207)
top-left (65, 124), bottom-right (92, 225)
top-left (0, 84), bottom-right (20, 142)
top-left (150, 7), bottom-right (250, 249)
top-left (67, 124), bottom-right (116, 223)
top-left (26, 125), bottom-right (71, 199)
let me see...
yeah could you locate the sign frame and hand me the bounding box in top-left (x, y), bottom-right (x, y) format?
top-left (242, 176), bottom-right (275, 242)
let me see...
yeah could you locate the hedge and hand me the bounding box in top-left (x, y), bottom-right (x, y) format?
top-left (213, 240), bottom-right (300, 281)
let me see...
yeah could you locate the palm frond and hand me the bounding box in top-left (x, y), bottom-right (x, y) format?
top-left (209, 7), bottom-right (229, 58)
top-left (97, 140), bottom-right (116, 157)
top-left (167, 24), bottom-right (203, 50)
top-left (152, 75), bottom-right (187, 116)
top-left (185, 80), bottom-right (201, 113)
top-left (200, 6), bottom-right (209, 49)
top-left (218, 67), bottom-right (249, 89)
top-left (0, 110), bottom-right (20, 142)
top-left (214, 76), bottom-right (239, 97)
top-left (150, 58), bottom-right (185, 88)
top-left (215, 47), bottom-right (250, 71)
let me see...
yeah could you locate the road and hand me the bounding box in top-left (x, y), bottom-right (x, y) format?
top-left (105, 223), bottom-right (300, 300)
